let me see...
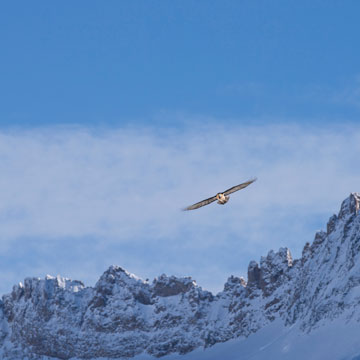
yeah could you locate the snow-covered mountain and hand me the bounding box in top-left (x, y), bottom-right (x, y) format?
top-left (1, 193), bottom-right (360, 360)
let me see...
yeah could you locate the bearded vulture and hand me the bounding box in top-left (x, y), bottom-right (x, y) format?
top-left (183, 178), bottom-right (256, 211)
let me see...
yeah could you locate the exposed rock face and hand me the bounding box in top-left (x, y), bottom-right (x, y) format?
top-left (1, 193), bottom-right (360, 359)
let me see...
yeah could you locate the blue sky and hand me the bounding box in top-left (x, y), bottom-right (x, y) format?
top-left (1, 1), bottom-right (360, 126)
top-left (1, 1), bottom-right (360, 295)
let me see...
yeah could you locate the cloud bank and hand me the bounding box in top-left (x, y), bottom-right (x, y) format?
top-left (0, 123), bottom-right (359, 295)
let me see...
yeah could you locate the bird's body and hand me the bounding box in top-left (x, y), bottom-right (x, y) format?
top-left (183, 178), bottom-right (256, 211)
top-left (216, 193), bottom-right (229, 205)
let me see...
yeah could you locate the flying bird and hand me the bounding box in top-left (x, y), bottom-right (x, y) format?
top-left (183, 178), bottom-right (257, 211)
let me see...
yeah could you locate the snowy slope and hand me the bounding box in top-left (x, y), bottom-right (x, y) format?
top-left (133, 318), bottom-right (360, 360)
top-left (0, 193), bottom-right (360, 360)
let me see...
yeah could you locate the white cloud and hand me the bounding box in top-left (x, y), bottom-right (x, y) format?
top-left (0, 123), bottom-right (359, 295)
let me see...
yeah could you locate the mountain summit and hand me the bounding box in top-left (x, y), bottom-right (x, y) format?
top-left (1, 194), bottom-right (360, 360)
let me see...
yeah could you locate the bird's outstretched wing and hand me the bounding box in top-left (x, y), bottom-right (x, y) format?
top-left (223, 178), bottom-right (257, 196)
top-left (182, 195), bottom-right (217, 211)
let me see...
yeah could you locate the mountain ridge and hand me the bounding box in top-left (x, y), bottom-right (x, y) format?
top-left (1, 193), bottom-right (360, 359)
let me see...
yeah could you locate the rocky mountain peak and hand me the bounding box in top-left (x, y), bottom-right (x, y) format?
top-left (259, 248), bottom-right (293, 297)
top-left (246, 248), bottom-right (293, 296)
top-left (152, 274), bottom-right (196, 297)
top-left (96, 265), bottom-right (145, 287)
top-left (247, 260), bottom-right (261, 289)
top-left (338, 192), bottom-right (360, 219)
top-left (223, 275), bottom-right (246, 291)
top-left (326, 193), bottom-right (359, 236)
